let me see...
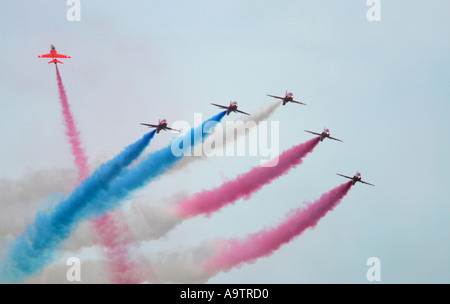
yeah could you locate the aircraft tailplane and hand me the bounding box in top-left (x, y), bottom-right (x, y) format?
top-left (48, 59), bottom-right (64, 64)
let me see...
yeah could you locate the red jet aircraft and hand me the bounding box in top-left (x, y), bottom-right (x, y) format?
top-left (305, 128), bottom-right (343, 142)
top-left (267, 91), bottom-right (306, 106)
top-left (140, 119), bottom-right (181, 134)
top-left (38, 45), bottom-right (71, 64)
top-left (337, 172), bottom-right (375, 186)
top-left (211, 101), bottom-right (250, 116)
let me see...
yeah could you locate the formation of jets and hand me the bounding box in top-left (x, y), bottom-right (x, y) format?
top-left (38, 45), bottom-right (374, 187)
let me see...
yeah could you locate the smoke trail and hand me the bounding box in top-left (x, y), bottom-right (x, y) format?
top-left (169, 100), bottom-right (282, 173)
top-left (0, 112), bottom-right (224, 282)
top-left (0, 168), bottom-right (77, 241)
top-left (92, 211), bottom-right (157, 284)
top-left (93, 213), bottom-right (141, 284)
top-left (0, 168), bottom-right (77, 207)
top-left (175, 137), bottom-right (320, 218)
top-left (55, 66), bottom-right (89, 182)
top-left (202, 181), bottom-right (353, 274)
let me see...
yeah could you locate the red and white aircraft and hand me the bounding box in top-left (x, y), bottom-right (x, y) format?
top-left (140, 119), bottom-right (181, 134)
top-left (305, 128), bottom-right (343, 142)
top-left (211, 101), bottom-right (250, 116)
top-left (267, 91), bottom-right (306, 106)
top-left (337, 172), bottom-right (375, 186)
top-left (38, 45), bottom-right (71, 64)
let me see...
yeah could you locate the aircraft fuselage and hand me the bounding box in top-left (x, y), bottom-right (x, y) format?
top-left (156, 122), bottom-right (168, 133)
top-left (320, 132), bottom-right (330, 141)
top-left (282, 96), bottom-right (294, 105)
top-left (227, 105), bottom-right (238, 115)
top-left (352, 175), bottom-right (362, 185)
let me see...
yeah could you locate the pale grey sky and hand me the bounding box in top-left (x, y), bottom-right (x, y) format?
top-left (0, 0), bottom-right (449, 283)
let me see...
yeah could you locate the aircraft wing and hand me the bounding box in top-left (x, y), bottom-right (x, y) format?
top-left (291, 100), bottom-right (306, 105)
top-left (266, 94), bottom-right (284, 100)
top-left (336, 173), bottom-right (353, 180)
top-left (304, 130), bottom-right (322, 136)
top-left (211, 103), bottom-right (229, 109)
top-left (55, 53), bottom-right (71, 59)
top-left (38, 53), bottom-right (53, 58)
top-left (166, 126), bottom-right (181, 132)
top-left (236, 109), bottom-right (251, 116)
top-left (329, 136), bottom-right (343, 142)
top-left (140, 123), bottom-right (159, 128)
top-left (360, 180), bottom-right (375, 187)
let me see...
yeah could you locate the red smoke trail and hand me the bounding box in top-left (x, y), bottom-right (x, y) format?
top-left (203, 181), bottom-right (353, 273)
top-left (93, 212), bottom-right (156, 284)
top-left (55, 66), bottom-right (146, 283)
top-left (175, 137), bottom-right (321, 218)
top-left (55, 65), bottom-right (89, 182)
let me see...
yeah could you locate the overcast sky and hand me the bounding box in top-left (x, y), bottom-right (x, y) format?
top-left (0, 1), bottom-right (449, 283)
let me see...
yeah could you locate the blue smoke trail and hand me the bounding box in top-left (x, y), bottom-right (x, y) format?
top-left (0, 111), bottom-right (226, 282)
top-left (0, 129), bottom-right (156, 282)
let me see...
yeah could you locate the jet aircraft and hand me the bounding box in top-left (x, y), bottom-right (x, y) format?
top-left (211, 101), bottom-right (250, 116)
top-left (140, 119), bottom-right (181, 133)
top-left (266, 91), bottom-right (306, 106)
top-left (305, 128), bottom-right (343, 142)
top-left (337, 172), bottom-right (375, 186)
top-left (38, 45), bottom-right (71, 64)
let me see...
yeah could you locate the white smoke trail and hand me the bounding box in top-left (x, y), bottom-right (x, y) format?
top-left (26, 241), bottom-right (215, 284)
top-left (168, 100), bottom-right (282, 173)
top-left (0, 168), bottom-right (77, 241)
top-left (0, 154), bottom-right (112, 241)
top-left (142, 242), bottom-right (216, 283)
top-left (60, 191), bottom-right (187, 252)
top-left (0, 168), bottom-right (77, 207)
